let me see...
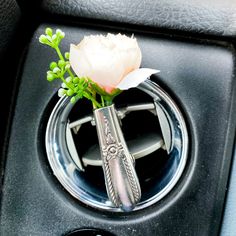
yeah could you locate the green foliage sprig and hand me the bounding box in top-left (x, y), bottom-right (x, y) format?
top-left (39, 28), bottom-right (119, 108)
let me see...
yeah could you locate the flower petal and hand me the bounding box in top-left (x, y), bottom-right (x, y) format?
top-left (69, 44), bottom-right (91, 78)
top-left (69, 34), bottom-right (144, 89)
top-left (116, 68), bottom-right (160, 90)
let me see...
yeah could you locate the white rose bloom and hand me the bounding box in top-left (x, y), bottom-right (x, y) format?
top-left (70, 33), bottom-right (159, 93)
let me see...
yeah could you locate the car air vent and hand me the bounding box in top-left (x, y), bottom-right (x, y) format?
top-left (45, 80), bottom-right (188, 212)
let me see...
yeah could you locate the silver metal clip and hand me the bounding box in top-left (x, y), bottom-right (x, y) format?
top-left (94, 104), bottom-right (141, 211)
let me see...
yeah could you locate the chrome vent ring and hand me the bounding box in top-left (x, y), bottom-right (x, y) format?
top-left (45, 80), bottom-right (188, 212)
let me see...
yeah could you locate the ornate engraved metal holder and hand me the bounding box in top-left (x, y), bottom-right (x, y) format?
top-left (94, 105), bottom-right (141, 211)
top-left (45, 80), bottom-right (188, 212)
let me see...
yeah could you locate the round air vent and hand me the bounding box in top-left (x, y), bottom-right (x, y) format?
top-left (45, 80), bottom-right (188, 212)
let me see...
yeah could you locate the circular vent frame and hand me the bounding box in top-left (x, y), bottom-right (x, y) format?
top-left (45, 80), bottom-right (188, 212)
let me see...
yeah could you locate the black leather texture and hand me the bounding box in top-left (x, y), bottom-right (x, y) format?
top-left (41, 0), bottom-right (236, 37)
top-left (0, 0), bottom-right (21, 160)
top-left (1, 24), bottom-right (235, 235)
top-left (0, 0), bottom-right (20, 58)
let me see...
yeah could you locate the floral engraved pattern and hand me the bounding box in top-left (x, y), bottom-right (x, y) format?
top-left (102, 116), bottom-right (124, 162)
top-left (101, 114), bottom-right (141, 206)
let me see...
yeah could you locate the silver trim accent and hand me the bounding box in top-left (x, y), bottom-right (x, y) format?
top-left (94, 104), bottom-right (141, 211)
top-left (66, 123), bottom-right (84, 171)
top-left (155, 102), bottom-right (173, 153)
top-left (69, 103), bottom-right (156, 131)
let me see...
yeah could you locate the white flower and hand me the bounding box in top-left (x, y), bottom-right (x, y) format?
top-left (69, 33), bottom-right (159, 93)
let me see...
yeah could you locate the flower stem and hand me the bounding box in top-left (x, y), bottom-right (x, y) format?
top-left (83, 91), bottom-right (102, 108)
top-left (68, 69), bottom-right (75, 79)
top-left (105, 99), bottom-right (113, 106)
top-left (59, 75), bottom-right (74, 91)
top-left (55, 46), bottom-right (64, 61)
top-left (55, 46), bottom-right (75, 79)
top-left (101, 96), bottom-right (105, 107)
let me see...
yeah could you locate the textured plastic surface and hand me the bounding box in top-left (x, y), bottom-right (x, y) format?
top-left (41, 0), bottom-right (236, 37)
top-left (0, 0), bottom-right (21, 160)
top-left (0, 24), bottom-right (236, 235)
top-left (0, 0), bottom-right (20, 57)
top-left (220, 148), bottom-right (236, 236)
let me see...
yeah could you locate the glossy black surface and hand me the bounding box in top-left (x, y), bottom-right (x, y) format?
top-left (0, 24), bottom-right (235, 235)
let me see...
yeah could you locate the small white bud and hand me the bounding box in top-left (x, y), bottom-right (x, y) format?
top-left (52, 34), bottom-right (57, 41)
top-left (65, 64), bottom-right (70, 70)
top-left (56, 29), bottom-right (62, 34)
top-left (58, 88), bottom-right (65, 97)
top-left (56, 29), bottom-right (65, 38)
top-left (66, 77), bottom-right (72, 83)
top-left (39, 35), bottom-right (48, 44)
top-left (53, 67), bottom-right (60, 73)
top-left (46, 35), bottom-right (51, 41)
top-left (61, 83), bottom-right (67, 88)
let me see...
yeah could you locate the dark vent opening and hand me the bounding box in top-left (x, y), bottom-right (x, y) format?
top-left (68, 88), bottom-right (170, 202)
